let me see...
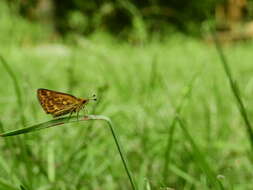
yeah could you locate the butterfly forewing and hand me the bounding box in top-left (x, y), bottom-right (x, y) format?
top-left (37, 88), bottom-right (83, 117)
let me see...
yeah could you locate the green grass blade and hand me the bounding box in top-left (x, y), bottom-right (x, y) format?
top-left (169, 164), bottom-right (199, 186)
top-left (176, 116), bottom-right (225, 190)
top-left (211, 31), bottom-right (253, 151)
top-left (0, 177), bottom-right (18, 190)
top-left (0, 55), bottom-right (34, 186)
top-left (0, 55), bottom-right (26, 126)
top-left (19, 185), bottom-right (28, 190)
top-left (0, 115), bottom-right (137, 190)
top-left (163, 72), bottom-right (199, 182)
top-left (47, 145), bottom-right (55, 182)
top-left (105, 117), bottom-right (137, 190)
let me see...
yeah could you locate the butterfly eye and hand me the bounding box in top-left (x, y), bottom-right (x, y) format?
top-left (82, 99), bottom-right (88, 104)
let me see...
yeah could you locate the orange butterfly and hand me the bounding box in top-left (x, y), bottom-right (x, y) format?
top-left (37, 88), bottom-right (96, 118)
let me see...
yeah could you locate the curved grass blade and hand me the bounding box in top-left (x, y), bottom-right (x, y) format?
top-left (0, 115), bottom-right (137, 190)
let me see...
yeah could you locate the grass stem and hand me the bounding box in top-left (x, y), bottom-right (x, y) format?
top-left (0, 115), bottom-right (137, 190)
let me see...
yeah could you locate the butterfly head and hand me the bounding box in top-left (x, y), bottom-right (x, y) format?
top-left (88, 94), bottom-right (97, 101)
top-left (81, 94), bottom-right (97, 105)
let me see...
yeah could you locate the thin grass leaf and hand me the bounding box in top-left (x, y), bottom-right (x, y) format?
top-left (0, 120), bottom-right (4, 133)
top-left (0, 55), bottom-right (26, 126)
top-left (0, 115), bottom-right (137, 190)
top-left (163, 72), bottom-right (199, 182)
top-left (67, 50), bottom-right (78, 94)
top-left (149, 55), bottom-right (158, 89)
top-left (47, 145), bottom-right (55, 182)
top-left (169, 164), bottom-right (199, 186)
top-left (211, 30), bottom-right (253, 151)
top-left (0, 177), bottom-right (18, 190)
top-left (176, 116), bottom-right (225, 190)
top-left (0, 55), bottom-right (34, 186)
top-left (19, 185), bottom-right (28, 190)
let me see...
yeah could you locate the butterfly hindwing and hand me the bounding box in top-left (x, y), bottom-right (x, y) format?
top-left (37, 88), bottom-right (80, 117)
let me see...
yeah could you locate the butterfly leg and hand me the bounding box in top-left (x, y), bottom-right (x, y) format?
top-left (67, 111), bottom-right (74, 122)
top-left (67, 107), bottom-right (77, 122)
top-left (77, 110), bottom-right (80, 121)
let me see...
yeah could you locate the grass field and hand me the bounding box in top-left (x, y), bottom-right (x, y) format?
top-left (1, 2), bottom-right (253, 190)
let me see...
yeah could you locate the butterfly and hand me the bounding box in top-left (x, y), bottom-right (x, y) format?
top-left (37, 88), bottom-right (96, 119)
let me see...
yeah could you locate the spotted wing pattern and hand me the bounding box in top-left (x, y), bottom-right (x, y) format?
top-left (37, 88), bottom-right (82, 117)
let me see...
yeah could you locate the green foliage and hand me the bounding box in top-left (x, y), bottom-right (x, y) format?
top-left (7, 0), bottom-right (225, 38)
top-left (1, 2), bottom-right (253, 190)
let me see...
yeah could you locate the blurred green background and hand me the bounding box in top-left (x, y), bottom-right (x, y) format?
top-left (1, 0), bottom-right (253, 189)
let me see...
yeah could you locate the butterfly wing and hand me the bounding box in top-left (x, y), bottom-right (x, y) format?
top-left (37, 88), bottom-right (80, 117)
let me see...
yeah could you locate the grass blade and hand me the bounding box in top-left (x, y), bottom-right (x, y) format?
top-left (163, 72), bottom-right (199, 182)
top-left (0, 177), bottom-right (18, 190)
top-left (211, 31), bottom-right (253, 151)
top-left (0, 115), bottom-right (137, 190)
top-left (47, 145), bottom-right (55, 182)
top-left (176, 116), bottom-right (225, 190)
top-left (0, 55), bottom-right (26, 126)
top-left (0, 55), bottom-right (34, 186)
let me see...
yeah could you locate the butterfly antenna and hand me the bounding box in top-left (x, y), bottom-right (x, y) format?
top-left (88, 94), bottom-right (97, 101)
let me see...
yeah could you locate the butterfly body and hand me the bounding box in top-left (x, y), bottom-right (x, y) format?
top-left (37, 88), bottom-right (95, 118)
